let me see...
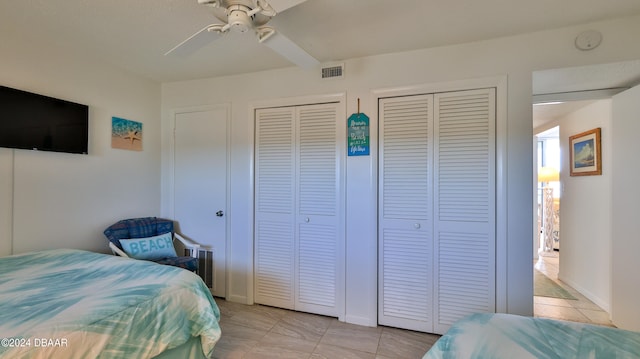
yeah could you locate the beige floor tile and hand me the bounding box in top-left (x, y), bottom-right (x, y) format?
top-left (561, 285), bottom-right (586, 298)
top-left (534, 296), bottom-right (575, 307)
top-left (248, 303), bottom-right (289, 316)
top-left (311, 343), bottom-right (376, 359)
top-left (213, 298), bottom-right (441, 358)
top-left (225, 309), bottom-right (282, 331)
top-left (210, 335), bottom-right (258, 359)
top-left (377, 327), bottom-right (439, 359)
top-left (256, 331), bottom-right (319, 353)
top-left (270, 311), bottom-right (334, 341)
top-left (212, 248), bottom-right (618, 359)
top-left (218, 321), bottom-right (269, 341)
top-left (320, 321), bottom-right (382, 354)
top-left (215, 298), bottom-right (260, 321)
top-left (243, 346), bottom-right (311, 359)
top-left (578, 308), bottom-right (613, 326)
top-left (568, 297), bottom-right (604, 311)
top-left (535, 302), bottom-right (590, 323)
top-left (533, 254), bottom-right (613, 327)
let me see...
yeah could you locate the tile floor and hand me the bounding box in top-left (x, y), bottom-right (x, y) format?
top-left (210, 251), bottom-right (613, 358)
top-left (211, 300), bottom-right (441, 359)
top-left (534, 251), bottom-right (614, 327)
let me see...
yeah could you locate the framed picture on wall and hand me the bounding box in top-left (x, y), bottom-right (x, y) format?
top-left (111, 117), bottom-right (143, 151)
top-left (569, 127), bottom-right (601, 176)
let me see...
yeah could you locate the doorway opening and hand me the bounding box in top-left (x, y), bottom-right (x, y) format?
top-left (536, 126), bottom-right (560, 255)
top-left (532, 102), bottom-right (613, 325)
top-left (529, 61), bottom-right (640, 325)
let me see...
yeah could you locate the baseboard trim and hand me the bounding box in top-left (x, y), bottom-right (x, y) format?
top-left (345, 314), bottom-right (377, 327)
top-left (559, 275), bottom-right (611, 313)
top-left (225, 294), bottom-right (250, 305)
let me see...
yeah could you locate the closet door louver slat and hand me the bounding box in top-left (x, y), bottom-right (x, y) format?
top-left (255, 102), bottom-right (343, 318)
top-left (298, 106), bottom-right (337, 216)
top-left (296, 104), bottom-right (341, 316)
top-left (378, 88), bottom-right (496, 335)
top-left (378, 94), bottom-right (434, 332)
top-left (254, 107), bottom-right (296, 309)
top-left (434, 88), bottom-right (496, 333)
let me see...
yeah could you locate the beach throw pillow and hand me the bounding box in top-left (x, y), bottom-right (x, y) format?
top-left (120, 232), bottom-right (177, 260)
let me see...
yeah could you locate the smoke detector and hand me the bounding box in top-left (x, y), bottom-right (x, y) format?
top-left (575, 30), bottom-right (602, 51)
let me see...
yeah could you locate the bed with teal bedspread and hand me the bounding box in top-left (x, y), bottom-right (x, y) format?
top-left (0, 249), bottom-right (221, 359)
top-left (424, 313), bottom-right (640, 359)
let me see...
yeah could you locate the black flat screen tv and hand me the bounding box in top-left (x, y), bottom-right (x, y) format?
top-left (0, 85), bottom-right (89, 154)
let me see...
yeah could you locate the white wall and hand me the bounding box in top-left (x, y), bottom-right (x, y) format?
top-left (0, 25), bottom-right (161, 255)
top-left (0, 150), bottom-right (12, 256)
top-left (558, 100), bottom-right (612, 312)
top-left (161, 15), bottom-right (640, 326)
top-left (611, 84), bottom-right (640, 331)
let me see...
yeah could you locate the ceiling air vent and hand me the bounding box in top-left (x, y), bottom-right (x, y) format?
top-left (321, 63), bottom-right (344, 79)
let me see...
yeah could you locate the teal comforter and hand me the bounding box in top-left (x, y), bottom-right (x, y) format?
top-left (0, 249), bottom-right (221, 358)
top-left (424, 313), bottom-right (640, 359)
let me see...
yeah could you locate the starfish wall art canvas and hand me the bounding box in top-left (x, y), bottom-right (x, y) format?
top-left (111, 117), bottom-right (142, 151)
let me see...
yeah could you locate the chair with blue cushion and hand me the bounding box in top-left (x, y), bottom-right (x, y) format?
top-left (103, 217), bottom-right (200, 272)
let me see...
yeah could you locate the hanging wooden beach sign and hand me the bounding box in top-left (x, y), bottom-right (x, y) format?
top-left (347, 99), bottom-right (369, 156)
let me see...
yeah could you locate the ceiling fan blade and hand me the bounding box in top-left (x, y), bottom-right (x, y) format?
top-left (262, 0), bottom-right (308, 13)
top-left (164, 25), bottom-right (224, 57)
top-left (259, 28), bottom-right (318, 69)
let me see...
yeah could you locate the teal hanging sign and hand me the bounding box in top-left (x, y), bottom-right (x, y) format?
top-left (347, 113), bottom-right (370, 156)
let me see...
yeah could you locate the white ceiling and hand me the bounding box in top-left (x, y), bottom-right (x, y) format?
top-left (533, 61), bottom-right (640, 95)
top-left (532, 60), bottom-right (640, 129)
top-left (533, 100), bottom-right (596, 130)
top-left (2, 0), bottom-right (640, 83)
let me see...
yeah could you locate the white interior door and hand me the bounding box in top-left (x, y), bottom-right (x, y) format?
top-left (378, 94), bottom-right (434, 332)
top-left (433, 88), bottom-right (496, 333)
top-left (254, 107), bottom-right (296, 310)
top-left (174, 106), bottom-right (228, 297)
top-left (295, 103), bottom-right (343, 317)
top-left (254, 102), bottom-right (344, 318)
top-left (378, 88), bottom-right (496, 335)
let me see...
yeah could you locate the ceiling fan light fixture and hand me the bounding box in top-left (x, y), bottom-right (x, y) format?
top-left (166, 0), bottom-right (318, 68)
top-left (227, 6), bottom-right (252, 33)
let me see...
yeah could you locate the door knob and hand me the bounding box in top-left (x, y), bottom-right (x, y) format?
top-left (216, 210), bottom-right (224, 217)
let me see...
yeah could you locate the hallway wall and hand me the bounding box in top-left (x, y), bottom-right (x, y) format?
top-left (558, 100), bottom-right (612, 312)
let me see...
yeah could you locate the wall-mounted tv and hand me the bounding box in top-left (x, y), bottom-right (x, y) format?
top-left (0, 85), bottom-right (89, 154)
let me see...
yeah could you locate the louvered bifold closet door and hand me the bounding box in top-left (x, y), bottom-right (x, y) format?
top-left (378, 94), bottom-right (434, 332)
top-left (433, 88), bottom-right (496, 334)
top-left (295, 103), bottom-right (343, 317)
top-left (254, 107), bottom-right (296, 309)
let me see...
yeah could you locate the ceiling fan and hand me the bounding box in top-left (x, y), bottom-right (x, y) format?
top-left (165, 0), bottom-right (319, 69)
